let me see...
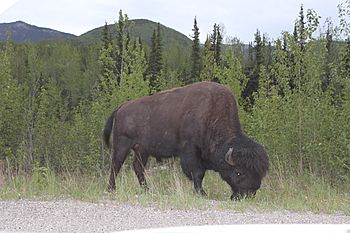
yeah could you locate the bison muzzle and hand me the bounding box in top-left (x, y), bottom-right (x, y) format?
top-left (103, 81), bottom-right (269, 200)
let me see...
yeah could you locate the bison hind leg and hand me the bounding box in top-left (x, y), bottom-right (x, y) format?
top-left (108, 136), bottom-right (133, 192)
top-left (132, 144), bottom-right (149, 189)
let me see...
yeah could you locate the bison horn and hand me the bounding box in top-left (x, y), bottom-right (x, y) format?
top-left (225, 147), bottom-right (235, 166)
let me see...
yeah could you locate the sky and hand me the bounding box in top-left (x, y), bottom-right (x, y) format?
top-left (0, 0), bottom-right (343, 43)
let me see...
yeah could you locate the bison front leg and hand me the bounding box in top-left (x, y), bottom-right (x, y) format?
top-left (192, 169), bottom-right (207, 196)
top-left (180, 155), bottom-right (207, 196)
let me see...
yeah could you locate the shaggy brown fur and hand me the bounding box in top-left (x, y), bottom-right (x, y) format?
top-left (104, 81), bottom-right (269, 200)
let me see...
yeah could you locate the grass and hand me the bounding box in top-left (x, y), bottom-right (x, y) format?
top-left (0, 159), bottom-right (349, 215)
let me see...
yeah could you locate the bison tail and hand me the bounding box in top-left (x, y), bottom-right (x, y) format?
top-left (103, 113), bottom-right (114, 148)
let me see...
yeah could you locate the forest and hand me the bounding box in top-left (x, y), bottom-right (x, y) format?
top-left (0, 2), bottom-right (349, 197)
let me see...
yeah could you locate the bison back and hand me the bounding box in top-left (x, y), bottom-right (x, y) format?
top-left (114, 82), bottom-right (241, 158)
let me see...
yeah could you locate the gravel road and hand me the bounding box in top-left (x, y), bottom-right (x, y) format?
top-left (0, 200), bottom-right (349, 233)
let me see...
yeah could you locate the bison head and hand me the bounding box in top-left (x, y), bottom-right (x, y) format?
top-left (220, 138), bottom-right (269, 200)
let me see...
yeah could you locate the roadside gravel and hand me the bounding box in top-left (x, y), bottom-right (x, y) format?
top-left (0, 200), bottom-right (349, 233)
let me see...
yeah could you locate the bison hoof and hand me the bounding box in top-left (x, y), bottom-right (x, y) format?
top-left (230, 193), bottom-right (243, 201)
top-left (141, 184), bottom-right (149, 192)
top-left (107, 185), bottom-right (116, 193)
top-left (195, 189), bottom-right (207, 197)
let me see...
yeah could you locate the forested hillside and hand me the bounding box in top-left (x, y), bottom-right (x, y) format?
top-left (80, 18), bottom-right (191, 51)
top-left (0, 2), bottom-right (349, 195)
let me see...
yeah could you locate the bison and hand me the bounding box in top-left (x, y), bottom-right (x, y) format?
top-left (103, 81), bottom-right (269, 200)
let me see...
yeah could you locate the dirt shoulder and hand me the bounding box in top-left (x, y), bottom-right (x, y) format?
top-left (0, 200), bottom-right (349, 233)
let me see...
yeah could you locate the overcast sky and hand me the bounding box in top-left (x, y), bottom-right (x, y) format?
top-left (0, 0), bottom-right (343, 43)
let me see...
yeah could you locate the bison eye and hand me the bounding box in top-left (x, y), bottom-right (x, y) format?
top-left (236, 172), bottom-right (241, 176)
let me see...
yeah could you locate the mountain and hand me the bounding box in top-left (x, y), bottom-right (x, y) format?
top-left (0, 19), bottom-right (192, 66)
top-left (79, 19), bottom-right (192, 52)
top-left (0, 21), bottom-right (77, 43)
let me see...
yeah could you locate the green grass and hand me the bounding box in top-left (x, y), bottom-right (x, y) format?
top-left (1, 159), bottom-right (349, 215)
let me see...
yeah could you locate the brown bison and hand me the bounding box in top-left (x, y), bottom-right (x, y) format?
top-left (103, 81), bottom-right (269, 200)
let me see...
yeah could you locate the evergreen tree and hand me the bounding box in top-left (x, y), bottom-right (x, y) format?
top-left (243, 29), bottom-right (264, 107)
top-left (262, 34), bottom-right (273, 67)
top-left (97, 38), bottom-right (117, 98)
top-left (189, 17), bottom-right (202, 84)
top-left (155, 23), bottom-right (163, 69)
top-left (323, 20), bottom-right (334, 90)
top-left (254, 30), bottom-right (264, 66)
top-left (102, 22), bottom-right (112, 50)
top-left (210, 24), bottom-right (222, 66)
top-left (282, 33), bottom-right (289, 52)
top-left (200, 36), bottom-right (217, 82)
top-left (293, 23), bottom-right (298, 43)
top-left (115, 10), bottom-right (129, 84)
top-left (297, 4), bottom-right (306, 52)
top-left (203, 23), bottom-right (223, 83)
top-left (215, 24), bottom-right (223, 66)
top-left (147, 23), bottom-right (163, 94)
top-left (210, 24), bottom-right (217, 52)
top-left (148, 29), bottom-right (158, 92)
top-left (98, 21), bottom-right (117, 98)
top-left (291, 4), bottom-right (307, 91)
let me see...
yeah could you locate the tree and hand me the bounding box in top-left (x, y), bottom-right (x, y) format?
top-left (34, 78), bottom-right (65, 169)
top-left (226, 37), bottom-right (245, 62)
top-left (201, 23), bottom-right (223, 83)
top-left (115, 10), bottom-right (129, 84)
top-left (340, 38), bottom-right (350, 79)
top-left (296, 4), bottom-right (306, 52)
top-left (210, 23), bottom-right (222, 66)
top-left (102, 22), bottom-right (112, 50)
top-left (97, 27), bottom-right (117, 99)
top-left (243, 29), bottom-right (264, 107)
top-left (119, 40), bottom-right (149, 101)
top-left (157, 67), bottom-right (182, 91)
top-left (322, 19), bottom-right (334, 90)
top-left (0, 37), bottom-right (24, 169)
top-left (215, 24), bottom-right (223, 66)
top-left (270, 38), bottom-right (292, 97)
top-left (262, 34), bottom-right (273, 67)
top-left (147, 23), bottom-right (163, 94)
top-left (254, 30), bottom-right (264, 66)
top-left (219, 49), bottom-right (247, 101)
top-left (200, 36), bottom-right (218, 82)
top-left (189, 17), bottom-right (202, 84)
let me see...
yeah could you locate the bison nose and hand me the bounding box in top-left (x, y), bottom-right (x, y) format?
top-left (230, 190), bottom-right (257, 201)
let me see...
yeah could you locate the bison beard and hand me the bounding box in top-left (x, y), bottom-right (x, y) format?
top-left (103, 81), bottom-right (269, 200)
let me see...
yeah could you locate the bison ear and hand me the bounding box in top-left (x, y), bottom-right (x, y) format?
top-left (224, 147), bottom-right (235, 166)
